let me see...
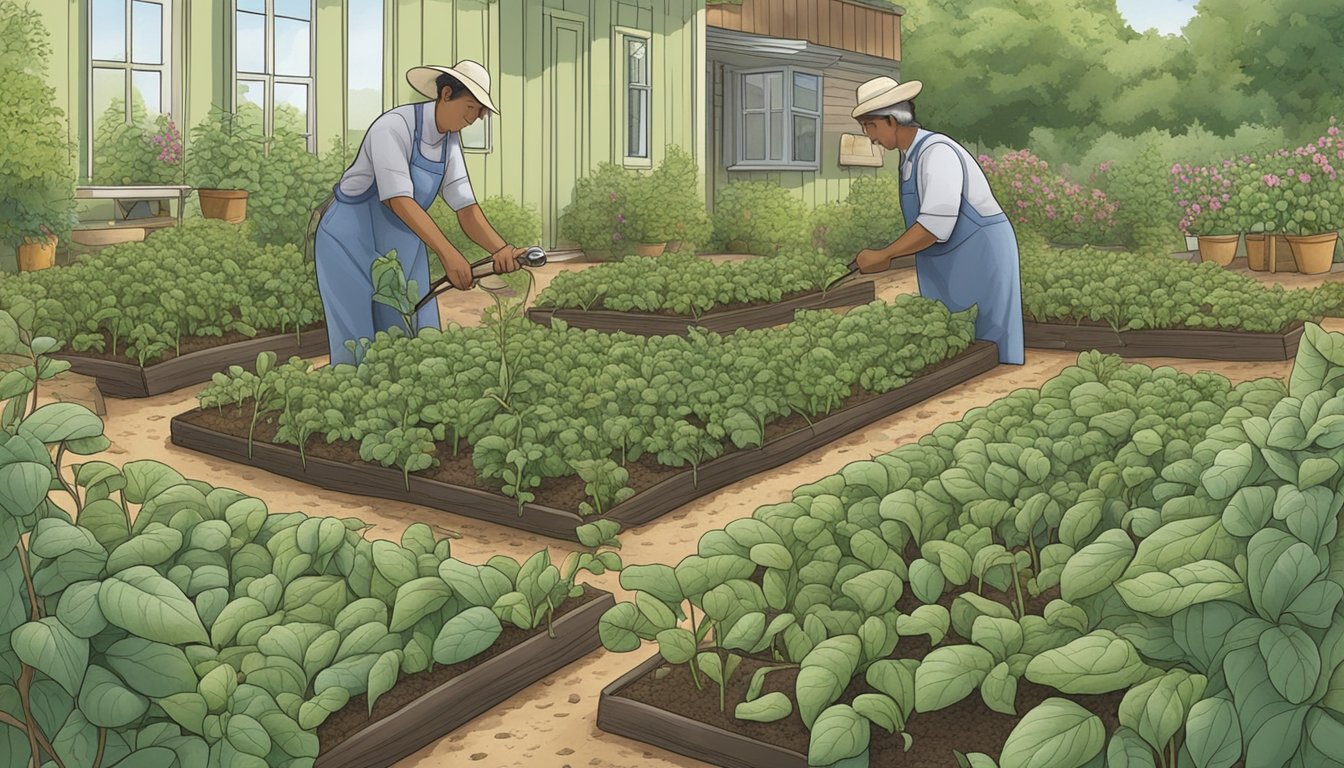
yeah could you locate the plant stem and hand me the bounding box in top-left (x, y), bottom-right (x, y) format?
top-left (92, 727), bottom-right (107, 768)
top-left (1010, 558), bottom-right (1027, 618)
top-left (15, 542), bottom-right (63, 768)
top-left (687, 604), bottom-right (703, 691)
top-left (53, 444), bottom-right (80, 514)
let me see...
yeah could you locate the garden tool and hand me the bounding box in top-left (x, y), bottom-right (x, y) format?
top-left (413, 247), bottom-right (548, 312)
top-left (823, 259), bottom-right (863, 292)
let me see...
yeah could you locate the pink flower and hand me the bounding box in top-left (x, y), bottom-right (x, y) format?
top-left (1300, 173), bottom-right (1312, 183)
top-left (1331, 126), bottom-right (1341, 137)
top-left (1192, 203), bottom-right (1202, 214)
top-left (1263, 174), bottom-right (1281, 187)
top-left (1210, 200), bottom-right (1221, 211)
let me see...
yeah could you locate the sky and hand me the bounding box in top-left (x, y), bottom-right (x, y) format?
top-left (1115, 0), bottom-right (1200, 35)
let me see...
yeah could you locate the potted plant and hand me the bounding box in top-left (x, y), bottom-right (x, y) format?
top-left (1173, 160), bottom-right (1238, 266)
top-left (1235, 158), bottom-right (1294, 272)
top-left (1280, 121), bottom-right (1343, 274)
top-left (0, 1), bottom-right (76, 271)
top-left (622, 171), bottom-right (672, 257)
top-left (187, 105), bottom-right (263, 222)
top-left (560, 163), bottom-right (632, 260)
top-left (652, 145), bottom-right (711, 254)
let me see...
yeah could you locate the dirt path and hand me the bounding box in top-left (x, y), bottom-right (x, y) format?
top-left (28, 255), bottom-right (1344, 768)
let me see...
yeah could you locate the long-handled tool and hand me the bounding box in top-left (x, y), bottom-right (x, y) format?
top-left (413, 246), bottom-right (548, 312)
top-left (823, 259), bottom-right (862, 292)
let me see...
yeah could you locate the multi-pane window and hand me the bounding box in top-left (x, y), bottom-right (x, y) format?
top-left (345, 0), bottom-right (383, 145)
top-left (736, 68), bottom-right (821, 169)
top-left (624, 35), bottom-right (650, 161)
top-left (90, 0), bottom-right (171, 175)
top-left (234, 0), bottom-right (315, 148)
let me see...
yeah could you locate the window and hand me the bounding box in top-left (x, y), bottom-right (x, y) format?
top-left (90, 0), bottom-right (171, 176)
top-left (234, 0), bottom-right (315, 149)
top-left (345, 0), bottom-right (383, 145)
top-left (620, 33), bottom-right (651, 163)
top-left (734, 68), bottom-right (822, 170)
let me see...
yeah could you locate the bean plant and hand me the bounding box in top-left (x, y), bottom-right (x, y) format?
top-left (0, 306), bottom-right (621, 768)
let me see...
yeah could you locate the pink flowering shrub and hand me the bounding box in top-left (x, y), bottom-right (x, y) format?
top-left (1170, 158), bottom-right (1239, 235)
top-left (979, 149), bottom-right (1120, 245)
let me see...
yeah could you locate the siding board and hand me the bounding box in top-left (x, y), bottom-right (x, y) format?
top-left (783, 0), bottom-right (796, 39)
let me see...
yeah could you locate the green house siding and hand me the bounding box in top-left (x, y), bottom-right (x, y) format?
top-left (38, 0), bottom-right (704, 249)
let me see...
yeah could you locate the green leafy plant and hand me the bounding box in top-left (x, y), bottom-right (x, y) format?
top-left (711, 182), bottom-right (810, 255)
top-left (428, 195), bottom-right (542, 278)
top-left (559, 163), bottom-right (634, 258)
top-left (186, 105), bottom-right (265, 191)
top-left (370, 250), bottom-right (419, 336)
top-left (0, 0), bottom-right (77, 250)
top-left (91, 96), bottom-right (185, 185)
top-left (623, 146), bottom-right (712, 249)
top-left (0, 306), bottom-right (618, 767)
top-left (248, 127), bottom-right (352, 249)
top-left (0, 218), bottom-right (324, 365)
top-left (809, 174), bottom-right (906, 261)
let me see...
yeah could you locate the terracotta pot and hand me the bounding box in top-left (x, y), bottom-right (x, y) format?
top-left (18, 235), bottom-right (57, 272)
top-left (198, 189), bottom-right (249, 223)
top-left (1286, 232), bottom-right (1338, 274)
top-left (1245, 234), bottom-right (1298, 272)
top-left (1196, 234), bottom-right (1239, 266)
top-left (632, 242), bottom-right (667, 257)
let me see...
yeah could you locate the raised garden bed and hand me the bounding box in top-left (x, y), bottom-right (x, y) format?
top-left (54, 325), bottom-right (329, 397)
top-left (315, 585), bottom-right (614, 768)
top-left (170, 341), bottom-right (999, 542)
top-left (1023, 318), bottom-right (1304, 360)
top-left (527, 280), bottom-right (876, 336)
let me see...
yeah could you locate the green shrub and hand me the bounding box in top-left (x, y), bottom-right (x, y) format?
top-left (711, 182), bottom-right (809, 255)
top-left (186, 106), bottom-right (265, 192)
top-left (559, 163), bottom-right (632, 257)
top-left (248, 127), bottom-right (350, 249)
top-left (0, 1), bottom-right (77, 249)
top-left (809, 174), bottom-right (905, 260)
top-left (91, 96), bottom-right (185, 185)
top-left (1094, 141), bottom-right (1182, 253)
top-left (624, 146), bottom-right (713, 250)
top-left (428, 195), bottom-right (543, 279)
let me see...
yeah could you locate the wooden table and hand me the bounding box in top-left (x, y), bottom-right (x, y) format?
top-left (72, 185), bottom-right (192, 246)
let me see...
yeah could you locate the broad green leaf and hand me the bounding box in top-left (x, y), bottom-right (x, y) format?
top-left (1115, 561), bottom-right (1243, 617)
top-left (29, 518), bottom-right (104, 559)
top-left (1200, 445), bottom-right (1253, 500)
top-left (1119, 669), bottom-right (1207, 756)
top-left (999, 698), bottom-right (1105, 768)
top-left (749, 543), bottom-right (792, 570)
top-left (432, 606), bottom-right (502, 665)
top-left (106, 524), bottom-right (184, 574)
top-left (656, 628), bottom-right (697, 665)
top-left (852, 692), bottom-right (903, 732)
top-left (915, 645), bottom-right (994, 713)
top-left (226, 713), bottom-right (271, 758)
top-left (389, 577), bottom-right (453, 632)
top-left (19, 403), bottom-right (104, 444)
top-left (121, 461), bottom-right (187, 505)
top-left (12, 618), bottom-right (88, 696)
top-left (797, 636), bottom-right (861, 728)
top-left (866, 658), bottom-right (918, 718)
top-left (618, 564), bottom-right (683, 606)
top-left (79, 665), bottom-right (149, 729)
top-left (840, 570), bottom-right (902, 615)
top-left (282, 575), bottom-right (348, 625)
top-left (1024, 631), bottom-right (1148, 695)
top-left (735, 691), bottom-right (792, 723)
top-left (1105, 726), bottom-right (1156, 768)
top-left (1185, 696), bottom-right (1242, 768)
top-left (982, 662), bottom-right (1018, 715)
top-left (1249, 532), bottom-right (1321, 623)
top-left (366, 649), bottom-right (401, 715)
top-left (99, 566), bottom-right (210, 645)
top-left (909, 558), bottom-right (946, 604)
top-left (1222, 486), bottom-right (1276, 538)
top-left (896, 604), bottom-right (950, 646)
top-left (0, 461), bottom-right (49, 519)
top-left (807, 704), bottom-right (869, 767)
top-left (104, 637), bottom-right (196, 698)
top-left (1061, 529), bottom-right (1134, 602)
top-left (1259, 625), bottom-right (1320, 705)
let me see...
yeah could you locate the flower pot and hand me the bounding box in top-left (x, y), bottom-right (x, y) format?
top-left (632, 242), bottom-right (667, 257)
top-left (1286, 232), bottom-right (1338, 274)
top-left (18, 235), bottom-right (57, 272)
top-left (1245, 234), bottom-right (1298, 272)
top-left (198, 189), bottom-right (248, 223)
top-left (1196, 235), bottom-right (1239, 267)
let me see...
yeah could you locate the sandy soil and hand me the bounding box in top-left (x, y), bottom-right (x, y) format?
top-left (21, 254), bottom-right (1344, 768)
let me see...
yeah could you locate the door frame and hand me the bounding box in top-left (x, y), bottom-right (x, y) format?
top-left (541, 8), bottom-right (588, 247)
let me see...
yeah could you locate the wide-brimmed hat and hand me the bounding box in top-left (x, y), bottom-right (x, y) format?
top-left (406, 60), bottom-right (499, 114)
top-left (851, 76), bottom-right (923, 118)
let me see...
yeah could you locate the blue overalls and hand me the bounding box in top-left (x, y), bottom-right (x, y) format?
top-left (314, 102), bottom-right (444, 366)
top-left (900, 132), bottom-right (1025, 365)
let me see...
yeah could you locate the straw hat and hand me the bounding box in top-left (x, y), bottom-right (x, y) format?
top-left (851, 76), bottom-right (923, 118)
top-left (406, 60), bottom-right (499, 114)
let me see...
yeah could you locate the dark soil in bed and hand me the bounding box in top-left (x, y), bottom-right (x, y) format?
top-left (59, 323), bottom-right (326, 366)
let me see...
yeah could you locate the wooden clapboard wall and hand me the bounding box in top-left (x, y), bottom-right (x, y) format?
top-left (706, 0), bottom-right (901, 61)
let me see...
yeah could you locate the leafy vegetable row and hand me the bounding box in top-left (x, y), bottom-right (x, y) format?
top-left (0, 306), bottom-right (621, 768)
top-left (0, 219), bottom-right (324, 366)
top-left (196, 296), bottom-right (977, 515)
top-left (1021, 241), bottom-right (1344, 333)
top-left (534, 249), bottom-right (847, 316)
top-left (598, 324), bottom-right (1344, 768)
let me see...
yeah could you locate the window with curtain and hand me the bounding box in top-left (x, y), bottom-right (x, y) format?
top-left (345, 0), bottom-right (383, 145)
top-left (90, 0), bottom-right (172, 178)
top-left (735, 68), bottom-right (822, 170)
top-left (235, 0), bottom-right (315, 149)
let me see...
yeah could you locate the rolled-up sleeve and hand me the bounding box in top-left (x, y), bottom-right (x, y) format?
top-left (440, 134), bottom-right (477, 211)
top-left (916, 143), bottom-right (963, 243)
top-left (366, 113), bottom-right (416, 202)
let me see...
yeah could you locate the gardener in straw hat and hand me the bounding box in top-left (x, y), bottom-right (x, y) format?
top-left (852, 76), bottom-right (1024, 365)
top-left (313, 60), bottom-right (528, 366)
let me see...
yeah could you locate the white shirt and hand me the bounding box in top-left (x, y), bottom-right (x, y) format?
top-left (337, 102), bottom-right (476, 211)
top-left (901, 129), bottom-right (1003, 243)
